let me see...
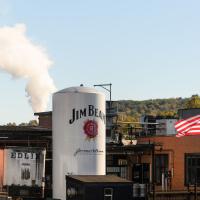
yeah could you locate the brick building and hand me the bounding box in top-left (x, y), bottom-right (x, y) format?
top-left (137, 135), bottom-right (200, 191)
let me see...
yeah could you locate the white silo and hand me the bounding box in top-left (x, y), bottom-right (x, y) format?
top-left (53, 86), bottom-right (106, 200)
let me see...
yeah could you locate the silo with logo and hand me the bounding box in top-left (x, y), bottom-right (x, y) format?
top-left (52, 86), bottom-right (106, 200)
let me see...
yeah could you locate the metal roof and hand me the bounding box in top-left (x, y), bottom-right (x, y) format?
top-left (66, 175), bottom-right (132, 183)
top-left (34, 111), bottom-right (52, 116)
top-left (0, 126), bottom-right (51, 132)
top-left (0, 126), bottom-right (51, 140)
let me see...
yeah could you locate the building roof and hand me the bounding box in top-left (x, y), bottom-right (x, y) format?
top-left (0, 126), bottom-right (51, 132)
top-left (66, 175), bottom-right (132, 183)
top-left (0, 126), bottom-right (51, 140)
top-left (55, 86), bottom-right (103, 95)
top-left (34, 111), bottom-right (52, 116)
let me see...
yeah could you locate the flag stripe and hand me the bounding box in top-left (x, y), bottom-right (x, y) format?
top-left (175, 115), bottom-right (200, 128)
top-left (176, 119), bottom-right (200, 129)
top-left (175, 116), bottom-right (200, 131)
top-left (176, 132), bottom-right (185, 137)
top-left (175, 115), bottom-right (200, 138)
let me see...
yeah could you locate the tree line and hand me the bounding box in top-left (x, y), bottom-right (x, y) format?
top-left (115, 95), bottom-right (200, 122)
top-left (4, 95), bottom-right (200, 126)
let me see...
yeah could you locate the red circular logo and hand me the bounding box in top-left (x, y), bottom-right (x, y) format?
top-left (83, 120), bottom-right (98, 138)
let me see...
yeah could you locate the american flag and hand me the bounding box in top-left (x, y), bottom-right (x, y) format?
top-left (175, 115), bottom-right (200, 137)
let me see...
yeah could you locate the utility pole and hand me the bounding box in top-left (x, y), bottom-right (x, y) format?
top-left (94, 83), bottom-right (112, 109)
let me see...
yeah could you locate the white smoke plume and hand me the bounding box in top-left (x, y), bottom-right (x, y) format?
top-left (0, 24), bottom-right (56, 112)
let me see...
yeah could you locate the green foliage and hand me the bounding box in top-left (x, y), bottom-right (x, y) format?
top-left (117, 97), bottom-right (187, 121)
top-left (6, 122), bottom-right (17, 126)
top-left (185, 95), bottom-right (200, 108)
top-left (28, 120), bottom-right (38, 126)
top-left (18, 120), bottom-right (38, 126)
top-left (18, 122), bottom-right (28, 126)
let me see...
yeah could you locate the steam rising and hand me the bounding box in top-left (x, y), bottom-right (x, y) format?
top-left (0, 24), bottom-right (56, 112)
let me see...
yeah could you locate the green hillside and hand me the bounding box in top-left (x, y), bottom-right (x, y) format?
top-left (115, 97), bottom-right (192, 121)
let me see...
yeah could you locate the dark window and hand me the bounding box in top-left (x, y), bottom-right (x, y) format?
top-left (106, 129), bottom-right (111, 137)
top-left (106, 155), bottom-right (113, 166)
top-left (185, 154), bottom-right (200, 185)
top-left (132, 163), bottom-right (150, 184)
top-left (106, 155), bottom-right (127, 166)
top-left (104, 188), bottom-right (113, 200)
top-left (106, 155), bottom-right (128, 179)
top-left (155, 154), bottom-right (168, 185)
top-left (106, 166), bottom-right (128, 179)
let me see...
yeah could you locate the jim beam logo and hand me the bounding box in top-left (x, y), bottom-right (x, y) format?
top-left (69, 105), bottom-right (105, 140)
top-left (69, 105), bottom-right (106, 124)
top-left (83, 119), bottom-right (98, 139)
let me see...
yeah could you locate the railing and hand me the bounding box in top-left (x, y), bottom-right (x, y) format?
top-left (148, 189), bottom-right (200, 200)
top-left (136, 182), bottom-right (200, 200)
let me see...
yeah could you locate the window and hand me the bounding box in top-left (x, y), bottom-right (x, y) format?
top-left (132, 163), bottom-right (150, 184)
top-left (155, 154), bottom-right (168, 185)
top-left (106, 166), bottom-right (128, 179)
top-left (106, 129), bottom-right (112, 137)
top-left (106, 155), bottom-right (113, 166)
top-left (104, 188), bottom-right (113, 200)
top-left (106, 155), bottom-right (128, 179)
top-left (185, 154), bottom-right (200, 185)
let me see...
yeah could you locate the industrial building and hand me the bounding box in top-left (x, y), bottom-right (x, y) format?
top-left (36, 104), bottom-right (200, 199)
top-left (0, 126), bottom-right (52, 199)
top-left (1, 96), bottom-right (200, 199)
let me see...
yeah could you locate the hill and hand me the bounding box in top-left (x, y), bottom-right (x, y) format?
top-left (116, 97), bottom-right (189, 121)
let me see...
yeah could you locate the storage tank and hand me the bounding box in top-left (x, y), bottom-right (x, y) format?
top-left (53, 86), bottom-right (106, 200)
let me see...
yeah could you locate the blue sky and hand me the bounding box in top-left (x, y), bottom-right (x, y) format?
top-left (0, 0), bottom-right (200, 124)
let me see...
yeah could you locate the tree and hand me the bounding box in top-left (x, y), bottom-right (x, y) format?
top-left (18, 120), bottom-right (38, 126)
top-left (185, 95), bottom-right (200, 109)
top-left (18, 122), bottom-right (28, 126)
top-left (28, 120), bottom-right (38, 126)
top-left (6, 122), bottom-right (16, 126)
